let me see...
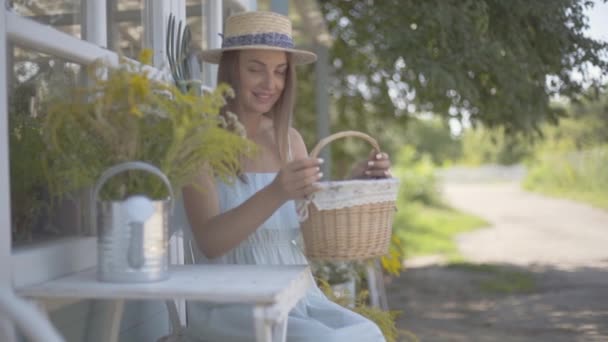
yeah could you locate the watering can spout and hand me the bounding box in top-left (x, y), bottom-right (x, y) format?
top-left (127, 222), bottom-right (145, 269)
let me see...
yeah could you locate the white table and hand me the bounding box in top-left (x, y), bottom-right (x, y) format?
top-left (16, 264), bottom-right (313, 342)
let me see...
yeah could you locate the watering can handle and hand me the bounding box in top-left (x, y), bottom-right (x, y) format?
top-left (93, 161), bottom-right (175, 211)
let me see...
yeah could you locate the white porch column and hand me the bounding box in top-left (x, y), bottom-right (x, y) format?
top-left (145, 0), bottom-right (186, 69)
top-left (0, 2), bottom-right (16, 341)
top-left (203, 0), bottom-right (223, 88)
top-left (82, 0), bottom-right (107, 47)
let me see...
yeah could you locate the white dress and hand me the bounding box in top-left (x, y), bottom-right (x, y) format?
top-left (179, 172), bottom-right (386, 342)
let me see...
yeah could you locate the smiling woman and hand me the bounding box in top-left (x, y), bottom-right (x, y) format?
top-left (221, 50), bottom-right (291, 150)
top-left (238, 51), bottom-right (288, 115)
top-left (175, 10), bottom-right (392, 342)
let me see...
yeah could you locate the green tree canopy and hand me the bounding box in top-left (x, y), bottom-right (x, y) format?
top-left (317, 0), bottom-right (608, 135)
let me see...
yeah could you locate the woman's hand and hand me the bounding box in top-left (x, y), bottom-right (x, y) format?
top-left (270, 157), bottom-right (324, 201)
top-left (350, 151), bottom-right (392, 179)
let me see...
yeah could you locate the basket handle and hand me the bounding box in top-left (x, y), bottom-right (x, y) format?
top-left (309, 131), bottom-right (381, 159)
top-left (298, 131), bottom-right (382, 223)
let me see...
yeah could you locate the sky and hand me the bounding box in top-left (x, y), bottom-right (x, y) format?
top-left (586, 0), bottom-right (608, 43)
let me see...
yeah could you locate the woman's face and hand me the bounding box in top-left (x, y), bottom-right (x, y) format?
top-left (236, 49), bottom-right (288, 116)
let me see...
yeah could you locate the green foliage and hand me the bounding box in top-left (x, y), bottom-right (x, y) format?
top-left (8, 54), bottom-right (82, 242)
top-left (479, 270), bottom-right (536, 294)
top-left (294, 64), bottom-right (318, 148)
top-left (393, 145), bottom-right (442, 206)
top-left (447, 262), bottom-right (536, 294)
top-left (401, 117), bottom-right (462, 165)
top-left (9, 83), bottom-right (48, 241)
top-left (538, 96), bottom-right (608, 150)
top-left (318, 0), bottom-right (607, 136)
top-left (43, 52), bottom-right (254, 200)
top-left (523, 94), bottom-right (608, 209)
top-left (390, 146), bottom-right (488, 259)
top-left (393, 203), bottom-right (488, 259)
top-left (459, 91), bottom-right (608, 166)
top-left (524, 146), bottom-right (608, 209)
top-left (459, 126), bottom-right (534, 166)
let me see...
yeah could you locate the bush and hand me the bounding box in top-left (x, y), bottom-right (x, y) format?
top-left (459, 126), bottom-right (533, 166)
top-left (523, 97), bottom-right (608, 209)
top-left (524, 145), bottom-right (608, 209)
top-left (393, 145), bottom-right (442, 206)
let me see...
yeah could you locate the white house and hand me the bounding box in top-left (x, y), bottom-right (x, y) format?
top-left (0, 0), bottom-right (334, 341)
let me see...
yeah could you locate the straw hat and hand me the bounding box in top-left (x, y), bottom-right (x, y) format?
top-left (200, 11), bottom-right (317, 65)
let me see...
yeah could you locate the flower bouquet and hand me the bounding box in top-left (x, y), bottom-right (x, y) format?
top-left (42, 50), bottom-right (253, 201)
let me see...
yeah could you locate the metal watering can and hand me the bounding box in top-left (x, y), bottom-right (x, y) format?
top-left (94, 161), bottom-right (174, 283)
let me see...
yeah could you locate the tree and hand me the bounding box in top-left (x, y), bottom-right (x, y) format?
top-left (316, 0), bottom-right (608, 138)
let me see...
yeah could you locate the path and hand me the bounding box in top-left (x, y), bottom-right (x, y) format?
top-left (387, 179), bottom-right (608, 342)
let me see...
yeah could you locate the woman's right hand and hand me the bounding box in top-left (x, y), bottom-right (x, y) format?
top-left (270, 157), bottom-right (324, 201)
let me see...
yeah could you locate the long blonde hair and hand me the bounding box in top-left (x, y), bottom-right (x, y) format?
top-left (216, 50), bottom-right (296, 164)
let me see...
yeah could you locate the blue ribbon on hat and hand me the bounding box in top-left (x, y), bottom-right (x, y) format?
top-left (221, 32), bottom-right (294, 49)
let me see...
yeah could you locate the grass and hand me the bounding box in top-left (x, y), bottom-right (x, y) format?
top-left (479, 271), bottom-right (536, 294)
top-left (392, 202), bottom-right (488, 260)
top-left (523, 185), bottom-right (608, 210)
top-left (523, 146), bottom-right (608, 210)
top-left (447, 262), bottom-right (537, 294)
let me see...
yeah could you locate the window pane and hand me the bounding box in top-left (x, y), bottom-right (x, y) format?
top-left (11, 0), bottom-right (83, 38)
top-left (186, 0), bottom-right (210, 52)
top-left (107, 0), bottom-right (145, 60)
top-left (9, 46), bottom-right (85, 246)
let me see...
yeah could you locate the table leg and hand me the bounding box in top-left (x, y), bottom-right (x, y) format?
top-left (253, 306), bottom-right (272, 342)
top-left (108, 300), bottom-right (124, 342)
top-left (89, 299), bottom-right (124, 342)
top-left (273, 316), bottom-right (287, 342)
top-left (253, 306), bottom-right (289, 342)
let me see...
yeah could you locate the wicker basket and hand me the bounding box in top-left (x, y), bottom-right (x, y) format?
top-left (299, 131), bottom-right (400, 261)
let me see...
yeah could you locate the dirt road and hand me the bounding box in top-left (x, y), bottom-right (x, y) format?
top-left (387, 181), bottom-right (608, 342)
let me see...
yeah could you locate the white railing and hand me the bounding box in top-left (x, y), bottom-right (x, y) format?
top-left (0, 289), bottom-right (64, 342)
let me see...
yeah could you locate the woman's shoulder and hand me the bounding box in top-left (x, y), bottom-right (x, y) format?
top-left (288, 127), bottom-right (308, 157)
top-left (288, 126), bottom-right (303, 140)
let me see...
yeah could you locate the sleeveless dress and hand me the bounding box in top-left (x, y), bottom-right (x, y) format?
top-left (178, 173), bottom-right (386, 342)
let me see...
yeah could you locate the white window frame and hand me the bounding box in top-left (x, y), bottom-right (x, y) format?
top-left (1, 0), bottom-right (255, 299)
top-left (0, 0), bottom-right (201, 289)
top-left (5, 5), bottom-right (120, 289)
top-left (1, 0), bottom-right (264, 335)
top-left (1, 2), bottom-right (13, 292)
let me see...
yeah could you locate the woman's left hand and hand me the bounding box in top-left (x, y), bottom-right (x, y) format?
top-left (350, 151), bottom-right (392, 179)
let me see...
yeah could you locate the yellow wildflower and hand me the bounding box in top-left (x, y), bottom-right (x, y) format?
top-left (129, 74), bottom-right (150, 100)
top-left (138, 49), bottom-right (154, 65)
top-left (380, 235), bottom-right (405, 276)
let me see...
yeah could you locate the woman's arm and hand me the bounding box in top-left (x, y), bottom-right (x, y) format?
top-left (183, 140), bottom-right (322, 259)
top-left (182, 169), bottom-right (284, 259)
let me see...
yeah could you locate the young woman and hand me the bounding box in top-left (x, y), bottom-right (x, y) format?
top-left (179, 11), bottom-right (391, 341)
